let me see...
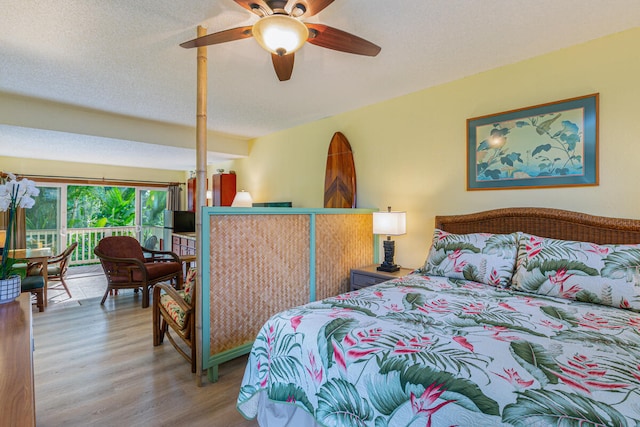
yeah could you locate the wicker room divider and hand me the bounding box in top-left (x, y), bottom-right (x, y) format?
top-left (201, 208), bottom-right (376, 381)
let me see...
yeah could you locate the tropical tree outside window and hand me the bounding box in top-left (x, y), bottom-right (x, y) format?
top-left (25, 186), bottom-right (60, 250)
top-left (24, 183), bottom-right (168, 264)
top-left (139, 189), bottom-right (167, 250)
top-left (67, 186), bottom-right (135, 228)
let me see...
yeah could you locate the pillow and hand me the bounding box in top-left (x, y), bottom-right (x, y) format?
top-left (183, 267), bottom-right (197, 305)
top-left (512, 233), bottom-right (640, 311)
top-left (420, 229), bottom-right (519, 287)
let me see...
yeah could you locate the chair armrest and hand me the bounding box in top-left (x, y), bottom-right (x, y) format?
top-left (26, 261), bottom-right (43, 276)
top-left (154, 283), bottom-right (192, 312)
top-left (47, 252), bottom-right (66, 264)
top-left (142, 247), bottom-right (180, 263)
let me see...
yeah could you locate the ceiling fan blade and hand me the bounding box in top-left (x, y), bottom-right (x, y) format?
top-left (306, 23), bottom-right (381, 56)
top-left (180, 26), bottom-right (253, 48)
top-left (233, 0), bottom-right (274, 16)
top-left (286, 0), bottom-right (334, 17)
top-left (271, 53), bottom-right (294, 81)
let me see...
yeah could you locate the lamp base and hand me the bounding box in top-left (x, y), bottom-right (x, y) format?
top-left (378, 238), bottom-right (400, 272)
top-left (377, 263), bottom-right (400, 273)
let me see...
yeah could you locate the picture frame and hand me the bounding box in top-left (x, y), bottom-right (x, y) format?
top-left (467, 93), bottom-right (599, 190)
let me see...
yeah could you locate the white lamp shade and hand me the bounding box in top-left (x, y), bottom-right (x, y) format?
top-left (231, 191), bottom-right (253, 207)
top-left (252, 15), bottom-right (309, 56)
top-left (373, 211), bottom-right (406, 236)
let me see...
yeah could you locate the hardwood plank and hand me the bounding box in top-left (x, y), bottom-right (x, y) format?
top-left (33, 292), bottom-right (258, 426)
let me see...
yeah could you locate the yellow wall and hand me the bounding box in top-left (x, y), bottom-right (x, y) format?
top-left (0, 92), bottom-right (250, 156)
top-left (225, 28), bottom-right (640, 269)
top-left (1, 155), bottom-right (186, 185)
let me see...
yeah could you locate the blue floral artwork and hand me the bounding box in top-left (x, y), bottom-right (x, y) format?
top-left (467, 94), bottom-right (598, 190)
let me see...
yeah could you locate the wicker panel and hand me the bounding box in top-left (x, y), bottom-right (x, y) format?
top-left (436, 207), bottom-right (640, 244)
top-left (208, 215), bottom-right (310, 355)
top-left (315, 214), bottom-right (374, 300)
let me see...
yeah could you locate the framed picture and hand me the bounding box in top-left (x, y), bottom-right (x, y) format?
top-left (467, 93), bottom-right (599, 190)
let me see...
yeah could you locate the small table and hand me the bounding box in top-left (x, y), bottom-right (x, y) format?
top-left (7, 248), bottom-right (53, 306)
top-left (350, 264), bottom-right (414, 291)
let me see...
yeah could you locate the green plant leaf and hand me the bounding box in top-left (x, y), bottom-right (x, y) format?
top-left (317, 318), bottom-right (358, 371)
top-left (268, 382), bottom-right (314, 414)
top-left (575, 289), bottom-right (601, 305)
top-left (520, 239), bottom-right (579, 261)
top-left (400, 364), bottom-right (500, 415)
top-left (483, 233), bottom-right (518, 256)
top-left (510, 340), bottom-right (560, 385)
top-left (463, 263), bottom-right (484, 282)
top-left (438, 242), bottom-right (481, 253)
top-left (528, 259), bottom-right (599, 277)
top-left (540, 305), bottom-right (579, 323)
top-left (601, 249), bottom-right (640, 279)
top-left (503, 389), bottom-right (629, 427)
top-left (316, 378), bottom-right (374, 426)
top-left (402, 292), bottom-right (428, 310)
top-left (366, 370), bottom-right (407, 416)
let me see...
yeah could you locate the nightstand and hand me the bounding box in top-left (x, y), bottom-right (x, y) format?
top-left (350, 264), bottom-right (414, 291)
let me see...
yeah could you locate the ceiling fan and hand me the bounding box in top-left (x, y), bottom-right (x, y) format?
top-left (180, 0), bottom-right (381, 81)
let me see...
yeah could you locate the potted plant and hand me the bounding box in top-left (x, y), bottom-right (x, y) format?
top-left (0, 173), bottom-right (39, 304)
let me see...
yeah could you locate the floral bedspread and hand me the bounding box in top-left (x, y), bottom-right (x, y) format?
top-left (237, 274), bottom-right (640, 426)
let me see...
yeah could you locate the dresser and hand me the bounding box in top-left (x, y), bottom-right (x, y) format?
top-left (212, 173), bottom-right (237, 206)
top-left (187, 177), bottom-right (209, 211)
top-left (0, 293), bottom-right (36, 426)
top-left (172, 232), bottom-right (196, 256)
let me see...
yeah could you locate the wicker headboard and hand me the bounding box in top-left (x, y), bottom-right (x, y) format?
top-left (435, 207), bottom-right (640, 245)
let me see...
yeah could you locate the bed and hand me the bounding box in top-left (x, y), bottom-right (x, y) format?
top-left (236, 208), bottom-right (640, 426)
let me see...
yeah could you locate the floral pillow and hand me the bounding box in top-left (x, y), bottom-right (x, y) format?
top-left (512, 233), bottom-right (640, 311)
top-left (183, 267), bottom-right (197, 305)
top-left (420, 229), bottom-right (519, 287)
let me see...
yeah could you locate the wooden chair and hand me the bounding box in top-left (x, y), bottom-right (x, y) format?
top-left (28, 242), bottom-right (78, 298)
top-left (94, 236), bottom-right (182, 308)
top-left (21, 275), bottom-right (45, 312)
top-left (142, 235), bottom-right (158, 250)
top-left (153, 268), bottom-right (196, 372)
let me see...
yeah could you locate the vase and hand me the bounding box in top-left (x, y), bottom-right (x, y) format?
top-left (0, 275), bottom-right (21, 304)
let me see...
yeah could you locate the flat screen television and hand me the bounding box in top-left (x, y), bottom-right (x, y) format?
top-left (251, 202), bottom-right (292, 207)
top-left (172, 211), bottom-right (195, 233)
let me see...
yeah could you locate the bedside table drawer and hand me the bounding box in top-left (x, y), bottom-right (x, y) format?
top-left (350, 265), bottom-right (414, 291)
top-left (351, 272), bottom-right (385, 290)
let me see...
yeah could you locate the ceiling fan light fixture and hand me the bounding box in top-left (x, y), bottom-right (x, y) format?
top-left (252, 14), bottom-right (309, 56)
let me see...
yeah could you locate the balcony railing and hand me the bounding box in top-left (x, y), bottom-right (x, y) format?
top-left (25, 226), bottom-right (164, 266)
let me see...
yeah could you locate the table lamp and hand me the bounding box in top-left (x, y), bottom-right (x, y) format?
top-left (231, 191), bottom-right (253, 207)
top-left (373, 206), bottom-right (406, 272)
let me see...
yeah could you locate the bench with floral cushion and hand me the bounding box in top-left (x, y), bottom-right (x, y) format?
top-left (152, 268), bottom-right (196, 372)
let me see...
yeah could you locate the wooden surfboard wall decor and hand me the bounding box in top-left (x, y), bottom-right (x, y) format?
top-left (324, 132), bottom-right (357, 208)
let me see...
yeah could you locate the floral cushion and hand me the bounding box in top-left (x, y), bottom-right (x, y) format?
top-left (183, 267), bottom-right (196, 305)
top-left (420, 229), bottom-right (518, 287)
top-left (159, 268), bottom-right (196, 328)
top-left (160, 290), bottom-right (189, 328)
top-left (512, 233), bottom-right (640, 311)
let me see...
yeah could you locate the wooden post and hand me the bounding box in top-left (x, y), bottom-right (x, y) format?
top-left (195, 25), bottom-right (207, 387)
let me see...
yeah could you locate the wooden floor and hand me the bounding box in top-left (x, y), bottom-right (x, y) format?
top-left (32, 269), bottom-right (259, 426)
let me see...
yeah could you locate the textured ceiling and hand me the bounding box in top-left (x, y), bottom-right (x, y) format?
top-left (1, 0), bottom-right (639, 170)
